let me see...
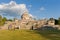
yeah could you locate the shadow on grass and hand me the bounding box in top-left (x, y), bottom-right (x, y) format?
top-left (33, 28), bottom-right (60, 40)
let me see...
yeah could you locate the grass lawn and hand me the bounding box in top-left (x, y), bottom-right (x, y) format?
top-left (35, 30), bottom-right (60, 40)
top-left (0, 30), bottom-right (60, 40)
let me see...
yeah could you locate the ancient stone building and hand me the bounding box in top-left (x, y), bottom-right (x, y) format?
top-left (48, 19), bottom-right (55, 26)
top-left (21, 12), bottom-right (32, 20)
top-left (19, 12), bottom-right (34, 29)
top-left (0, 12), bottom-right (57, 30)
top-left (31, 19), bottom-right (48, 29)
top-left (8, 12), bottom-right (34, 30)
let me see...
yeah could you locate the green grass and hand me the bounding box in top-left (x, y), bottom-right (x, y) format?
top-left (34, 30), bottom-right (60, 40)
top-left (0, 30), bottom-right (48, 40)
top-left (0, 30), bottom-right (60, 40)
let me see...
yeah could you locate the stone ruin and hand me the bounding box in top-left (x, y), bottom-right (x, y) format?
top-left (1, 12), bottom-right (60, 30)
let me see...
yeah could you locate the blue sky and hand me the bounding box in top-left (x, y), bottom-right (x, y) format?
top-left (0, 0), bottom-right (60, 19)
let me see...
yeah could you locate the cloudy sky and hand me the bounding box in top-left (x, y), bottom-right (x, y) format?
top-left (0, 0), bottom-right (60, 19)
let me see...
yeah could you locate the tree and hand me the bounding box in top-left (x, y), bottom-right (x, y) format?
top-left (2, 17), bottom-right (7, 24)
top-left (58, 17), bottom-right (60, 20)
top-left (55, 19), bottom-right (58, 25)
top-left (49, 18), bottom-right (54, 20)
top-left (55, 17), bottom-right (60, 25)
top-left (0, 15), bottom-right (2, 21)
top-left (58, 17), bottom-right (60, 25)
top-left (7, 19), bottom-right (12, 21)
top-left (2, 17), bottom-right (7, 22)
top-left (0, 16), bottom-right (7, 26)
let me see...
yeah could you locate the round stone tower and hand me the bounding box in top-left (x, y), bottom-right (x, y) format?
top-left (21, 12), bottom-right (32, 20)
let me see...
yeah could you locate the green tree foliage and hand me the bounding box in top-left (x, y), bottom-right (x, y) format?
top-left (55, 17), bottom-right (60, 25)
top-left (0, 15), bottom-right (7, 26)
top-left (58, 17), bottom-right (60, 25)
top-left (2, 17), bottom-right (7, 22)
top-left (0, 15), bottom-right (2, 21)
top-left (55, 19), bottom-right (58, 25)
top-left (8, 19), bottom-right (12, 21)
top-left (49, 18), bottom-right (54, 20)
top-left (0, 15), bottom-right (3, 26)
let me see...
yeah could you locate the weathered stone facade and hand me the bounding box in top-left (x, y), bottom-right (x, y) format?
top-left (0, 12), bottom-right (58, 30)
top-left (48, 19), bottom-right (55, 26)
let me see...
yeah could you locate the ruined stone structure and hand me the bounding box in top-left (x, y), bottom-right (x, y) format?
top-left (21, 12), bottom-right (32, 20)
top-left (19, 12), bottom-right (34, 29)
top-left (48, 19), bottom-right (55, 26)
top-left (0, 12), bottom-right (57, 30)
top-left (5, 12), bottom-right (35, 30)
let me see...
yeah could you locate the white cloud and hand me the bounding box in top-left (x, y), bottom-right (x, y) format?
top-left (0, 1), bottom-right (36, 19)
top-left (29, 14), bottom-right (37, 19)
top-left (28, 5), bottom-right (32, 8)
top-left (0, 1), bottom-right (28, 17)
top-left (28, 4), bottom-right (32, 11)
top-left (39, 7), bottom-right (45, 11)
top-left (29, 14), bottom-right (33, 18)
